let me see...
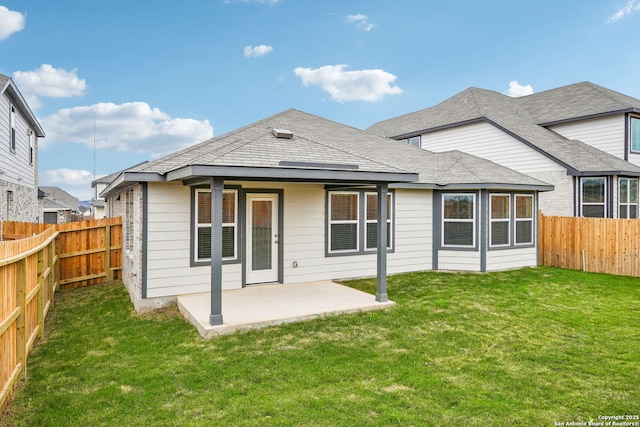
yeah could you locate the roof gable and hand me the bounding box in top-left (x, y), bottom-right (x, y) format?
top-left (0, 73), bottom-right (45, 137)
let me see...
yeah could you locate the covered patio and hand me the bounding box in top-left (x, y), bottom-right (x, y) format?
top-left (177, 281), bottom-right (395, 338)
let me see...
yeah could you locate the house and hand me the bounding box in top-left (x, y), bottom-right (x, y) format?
top-left (0, 74), bottom-right (45, 223)
top-left (39, 186), bottom-right (80, 224)
top-left (367, 82), bottom-right (640, 218)
top-left (100, 109), bottom-right (551, 319)
top-left (92, 163), bottom-right (147, 219)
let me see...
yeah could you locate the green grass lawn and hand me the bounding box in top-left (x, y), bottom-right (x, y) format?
top-left (1, 267), bottom-right (639, 426)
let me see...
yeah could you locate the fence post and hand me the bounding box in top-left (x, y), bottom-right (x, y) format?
top-left (16, 257), bottom-right (27, 381)
top-left (105, 224), bottom-right (112, 282)
top-left (37, 249), bottom-right (45, 339)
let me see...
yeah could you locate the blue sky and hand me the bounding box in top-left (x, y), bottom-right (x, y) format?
top-left (1, 0), bottom-right (640, 200)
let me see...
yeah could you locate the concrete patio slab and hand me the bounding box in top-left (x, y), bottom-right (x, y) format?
top-left (177, 281), bottom-right (395, 338)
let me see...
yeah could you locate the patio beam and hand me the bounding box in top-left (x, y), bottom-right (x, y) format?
top-left (376, 183), bottom-right (388, 302)
top-left (209, 178), bottom-right (224, 325)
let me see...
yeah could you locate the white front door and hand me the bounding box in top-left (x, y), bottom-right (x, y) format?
top-left (246, 194), bottom-right (279, 284)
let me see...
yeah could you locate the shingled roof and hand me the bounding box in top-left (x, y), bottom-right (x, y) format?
top-left (102, 109), bottom-right (551, 197)
top-left (367, 82), bottom-right (640, 176)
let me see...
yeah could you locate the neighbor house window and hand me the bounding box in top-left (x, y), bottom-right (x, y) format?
top-left (328, 190), bottom-right (394, 254)
top-left (631, 117), bottom-right (640, 152)
top-left (581, 177), bottom-right (606, 218)
top-left (398, 136), bottom-right (421, 148)
top-left (195, 188), bottom-right (238, 262)
top-left (490, 194), bottom-right (510, 247)
top-left (10, 105), bottom-right (16, 152)
top-left (442, 193), bottom-right (475, 247)
top-left (515, 195), bottom-right (534, 245)
top-left (29, 131), bottom-right (34, 166)
top-left (125, 189), bottom-right (134, 251)
top-left (619, 178), bottom-right (638, 219)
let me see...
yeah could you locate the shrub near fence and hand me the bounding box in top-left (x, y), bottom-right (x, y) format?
top-left (0, 217), bottom-right (122, 413)
top-left (538, 212), bottom-right (640, 277)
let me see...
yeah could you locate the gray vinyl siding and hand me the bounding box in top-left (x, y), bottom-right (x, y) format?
top-left (0, 91), bottom-right (37, 188)
top-left (421, 121), bottom-right (565, 174)
top-left (548, 115), bottom-right (626, 161)
top-left (486, 247), bottom-right (537, 271)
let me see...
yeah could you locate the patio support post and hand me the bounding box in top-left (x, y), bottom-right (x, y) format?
top-left (209, 178), bottom-right (224, 325)
top-left (376, 183), bottom-right (389, 302)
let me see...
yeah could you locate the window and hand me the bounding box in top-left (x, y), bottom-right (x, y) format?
top-left (329, 192), bottom-right (359, 253)
top-left (398, 136), bottom-right (421, 148)
top-left (125, 189), bottom-right (134, 251)
top-left (194, 188), bottom-right (238, 262)
top-left (442, 194), bottom-right (475, 247)
top-left (365, 193), bottom-right (393, 250)
top-left (619, 178), bottom-right (638, 219)
top-left (490, 194), bottom-right (510, 247)
top-left (10, 105), bottom-right (16, 152)
top-left (327, 190), bottom-right (394, 254)
top-left (631, 117), bottom-right (640, 152)
top-left (515, 195), bottom-right (534, 245)
top-left (29, 131), bottom-right (34, 166)
top-left (581, 177), bottom-right (606, 218)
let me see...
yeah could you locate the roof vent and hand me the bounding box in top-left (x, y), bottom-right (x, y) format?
top-left (272, 128), bottom-right (294, 139)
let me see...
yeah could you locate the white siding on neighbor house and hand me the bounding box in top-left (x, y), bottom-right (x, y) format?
top-left (0, 92), bottom-right (37, 188)
top-left (421, 121), bottom-right (564, 174)
top-left (529, 171), bottom-right (574, 216)
top-left (437, 250), bottom-right (481, 272)
top-left (486, 247), bottom-right (537, 271)
top-left (548, 115), bottom-right (626, 160)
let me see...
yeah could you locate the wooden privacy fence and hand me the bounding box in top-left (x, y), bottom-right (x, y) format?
top-left (0, 217), bottom-right (122, 412)
top-left (538, 212), bottom-right (640, 277)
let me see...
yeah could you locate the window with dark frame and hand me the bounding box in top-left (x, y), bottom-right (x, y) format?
top-left (327, 190), bottom-right (394, 254)
top-left (490, 194), bottom-right (510, 247)
top-left (631, 117), bottom-right (640, 153)
top-left (619, 178), bottom-right (638, 219)
top-left (581, 177), bottom-right (606, 218)
top-left (442, 193), bottom-right (475, 247)
top-left (10, 105), bottom-right (16, 152)
top-left (515, 195), bottom-right (534, 245)
top-left (194, 189), bottom-right (238, 262)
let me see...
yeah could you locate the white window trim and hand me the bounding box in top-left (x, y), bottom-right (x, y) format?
top-left (581, 177), bottom-right (607, 218)
top-left (515, 194), bottom-right (534, 246)
top-left (365, 192), bottom-right (393, 251)
top-left (328, 191), bottom-right (360, 254)
top-left (195, 188), bottom-right (238, 262)
top-left (489, 194), bottom-right (510, 248)
top-left (442, 193), bottom-right (476, 248)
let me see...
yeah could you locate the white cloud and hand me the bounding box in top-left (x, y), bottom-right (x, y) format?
top-left (243, 45), bottom-right (273, 58)
top-left (0, 6), bottom-right (25, 40)
top-left (41, 169), bottom-right (94, 200)
top-left (294, 64), bottom-right (402, 102)
top-left (12, 64), bottom-right (87, 109)
top-left (607, 0), bottom-right (640, 23)
top-left (504, 80), bottom-right (534, 98)
top-left (42, 102), bottom-right (214, 157)
top-left (346, 13), bottom-right (374, 31)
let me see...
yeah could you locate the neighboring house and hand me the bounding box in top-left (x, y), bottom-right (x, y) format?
top-left (92, 171), bottom-right (120, 219)
top-left (92, 163), bottom-right (147, 219)
top-left (368, 82), bottom-right (640, 219)
top-left (0, 74), bottom-right (46, 223)
top-left (40, 186), bottom-right (80, 224)
top-left (100, 109), bottom-right (551, 316)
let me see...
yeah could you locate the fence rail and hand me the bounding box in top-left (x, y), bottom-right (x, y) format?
top-left (538, 212), bottom-right (640, 277)
top-left (0, 217), bottom-right (122, 413)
